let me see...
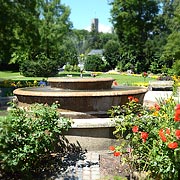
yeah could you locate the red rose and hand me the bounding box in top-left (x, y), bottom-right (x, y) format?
top-left (132, 126), bottom-right (139, 133)
top-left (168, 142), bottom-right (178, 149)
top-left (175, 129), bottom-right (180, 140)
top-left (109, 146), bottom-right (115, 151)
top-left (114, 151), bottom-right (121, 157)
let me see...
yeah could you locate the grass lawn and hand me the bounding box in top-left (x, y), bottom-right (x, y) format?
top-left (0, 70), bottom-right (156, 85)
top-left (0, 71), bottom-right (44, 81)
top-left (98, 73), bottom-right (156, 85)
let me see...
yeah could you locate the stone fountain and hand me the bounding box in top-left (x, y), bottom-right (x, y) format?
top-left (13, 77), bottom-right (148, 150)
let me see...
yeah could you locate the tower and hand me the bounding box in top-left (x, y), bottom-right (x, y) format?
top-left (91, 18), bottom-right (99, 32)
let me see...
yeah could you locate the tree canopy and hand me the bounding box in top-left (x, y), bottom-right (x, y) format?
top-left (1, 0), bottom-right (180, 74)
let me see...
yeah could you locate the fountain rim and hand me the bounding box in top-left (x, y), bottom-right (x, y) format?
top-left (13, 86), bottom-right (148, 97)
top-left (47, 77), bottom-right (115, 83)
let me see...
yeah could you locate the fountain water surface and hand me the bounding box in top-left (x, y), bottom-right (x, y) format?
top-left (13, 77), bottom-right (147, 118)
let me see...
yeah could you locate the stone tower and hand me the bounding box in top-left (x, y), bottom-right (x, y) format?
top-left (91, 18), bottom-right (99, 32)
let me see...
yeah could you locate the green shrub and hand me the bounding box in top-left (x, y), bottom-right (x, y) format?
top-left (0, 103), bottom-right (71, 173)
top-left (20, 53), bottom-right (59, 77)
top-left (64, 64), bottom-right (80, 72)
top-left (84, 55), bottom-right (108, 72)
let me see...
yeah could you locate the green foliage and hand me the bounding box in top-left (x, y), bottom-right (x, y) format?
top-left (172, 60), bottom-right (180, 76)
top-left (0, 103), bottom-right (71, 173)
top-left (64, 64), bottom-right (80, 72)
top-left (20, 53), bottom-right (59, 77)
top-left (109, 96), bottom-right (180, 179)
top-left (84, 55), bottom-right (109, 72)
top-left (38, 0), bottom-right (72, 60)
top-left (103, 40), bottom-right (120, 69)
top-left (161, 32), bottom-right (180, 67)
top-left (110, 0), bottom-right (159, 72)
top-left (0, 0), bottom-right (39, 69)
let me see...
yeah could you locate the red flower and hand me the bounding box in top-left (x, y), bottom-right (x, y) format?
top-left (154, 103), bottom-right (160, 111)
top-left (134, 98), bottom-right (139, 103)
top-left (132, 126), bottom-right (139, 133)
top-left (159, 129), bottom-right (164, 136)
top-left (175, 104), bottom-right (180, 110)
top-left (113, 81), bottom-right (118, 86)
top-left (109, 146), bottom-right (115, 151)
top-left (128, 96), bottom-right (134, 101)
top-left (168, 142), bottom-right (178, 149)
top-left (174, 109), bottom-right (180, 121)
top-left (166, 128), bottom-right (170, 135)
top-left (114, 151), bottom-right (121, 156)
top-left (142, 72), bottom-right (148, 77)
top-left (174, 106), bottom-right (180, 121)
top-left (128, 96), bottom-right (139, 103)
top-left (175, 129), bottom-right (180, 140)
top-left (159, 129), bottom-right (167, 142)
top-left (141, 132), bottom-right (148, 142)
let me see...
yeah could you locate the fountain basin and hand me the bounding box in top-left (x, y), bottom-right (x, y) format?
top-left (13, 77), bottom-right (148, 150)
top-left (13, 85), bottom-right (147, 118)
top-left (48, 77), bottom-right (114, 90)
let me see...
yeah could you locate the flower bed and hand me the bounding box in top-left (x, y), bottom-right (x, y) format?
top-left (109, 96), bottom-right (180, 179)
top-left (0, 79), bottom-right (47, 97)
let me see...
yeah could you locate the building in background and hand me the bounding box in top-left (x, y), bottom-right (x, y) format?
top-left (91, 18), bottom-right (99, 32)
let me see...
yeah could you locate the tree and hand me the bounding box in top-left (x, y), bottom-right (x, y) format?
top-left (0, 0), bottom-right (39, 70)
top-left (110, 0), bottom-right (159, 72)
top-left (10, 0), bottom-right (72, 76)
top-left (103, 40), bottom-right (120, 69)
top-left (38, 0), bottom-right (72, 60)
top-left (160, 0), bottom-right (180, 68)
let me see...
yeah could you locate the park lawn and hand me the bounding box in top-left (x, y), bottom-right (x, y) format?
top-left (0, 71), bottom-right (46, 81)
top-left (0, 71), bottom-right (156, 85)
top-left (98, 73), bottom-right (156, 86)
top-left (0, 71), bottom-right (22, 79)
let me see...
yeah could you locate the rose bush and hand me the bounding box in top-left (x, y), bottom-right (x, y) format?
top-left (109, 96), bottom-right (180, 179)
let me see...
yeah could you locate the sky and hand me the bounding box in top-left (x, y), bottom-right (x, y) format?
top-left (61, 0), bottom-right (113, 33)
